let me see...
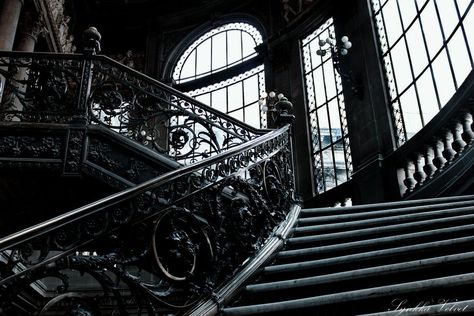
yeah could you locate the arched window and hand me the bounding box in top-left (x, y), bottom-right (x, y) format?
top-left (301, 18), bottom-right (353, 193)
top-left (172, 22), bottom-right (267, 129)
top-left (372, 0), bottom-right (474, 145)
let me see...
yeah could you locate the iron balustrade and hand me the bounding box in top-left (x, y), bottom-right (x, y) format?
top-left (0, 51), bottom-right (265, 165)
top-left (0, 121), bottom-right (295, 313)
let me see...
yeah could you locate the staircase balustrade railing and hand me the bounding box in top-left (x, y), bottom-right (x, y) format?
top-left (0, 123), bottom-right (295, 314)
top-left (0, 51), bottom-right (264, 165)
top-left (384, 71), bottom-right (474, 199)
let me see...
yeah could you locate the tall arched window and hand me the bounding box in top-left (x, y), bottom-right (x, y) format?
top-left (372, 0), bottom-right (473, 145)
top-left (172, 22), bottom-right (267, 129)
top-left (301, 18), bottom-right (353, 193)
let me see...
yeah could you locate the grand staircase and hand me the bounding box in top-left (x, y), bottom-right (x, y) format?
top-left (2, 43), bottom-right (474, 315)
top-left (220, 195), bottom-right (474, 315)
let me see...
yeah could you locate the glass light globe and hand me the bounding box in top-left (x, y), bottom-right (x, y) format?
top-left (260, 92), bottom-right (267, 98)
top-left (340, 48), bottom-right (348, 55)
top-left (261, 105), bottom-right (268, 112)
top-left (277, 93), bottom-right (284, 100)
top-left (341, 36), bottom-right (349, 43)
top-left (269, 91), bottom-right (276, 98)
top-left (326, 37), bottom-right (333, 45)
top-left (319, 39), bottom-right (326, 46)
top-left (258, 99), bottom-right (265, 106)
top-left (343, 41), bottom-right (352, 49)
top-left (140, 130), bottom-right (147, 136)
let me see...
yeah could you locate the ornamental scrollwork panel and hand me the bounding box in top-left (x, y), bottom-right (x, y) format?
top-left (0, 129), bottom-right (295, 314)
top-left (0, 56), bottom-right (82, 123)
top-left (88, 59), bottom-right (257, 164)
top-left (86, 136), bottom-right (174, 185)
top-left (0, 134), bottom-right (63, 159)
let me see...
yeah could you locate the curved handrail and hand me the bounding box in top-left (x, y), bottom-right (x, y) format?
top-left (0, 51), bottom-right (268, 165)
top-left (0, 124), bottom-right (290, 253)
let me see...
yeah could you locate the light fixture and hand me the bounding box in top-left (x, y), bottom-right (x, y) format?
top-left (259, 91), bottom-right (295, 126)
top-left (316, 35), bottom-right (362, 99)
top-left (316, 35), bottom-right (352, 57)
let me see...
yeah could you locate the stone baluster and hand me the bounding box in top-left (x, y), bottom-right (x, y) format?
top-left (422, 146), bottom-right (436, 180)
top-left (451, 121), bottom-right (467, 154)
top-left (403, 160), bottom-right (416, 195)
top-left (413, 152), bottom-right (426, 188)
top-left (461, 112), bottom-right (474, 144)
top-left (432, 137), bottom-right (447, 172)
top-left (441, 129), bottom-right (456, 163)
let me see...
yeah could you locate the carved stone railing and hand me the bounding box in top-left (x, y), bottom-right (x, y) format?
top-left (0, 124), bottom-right (295, 315)
top-left (384, 71), bottom-right (474, 199)
top-left (0, 51), bottom-right (264, 165)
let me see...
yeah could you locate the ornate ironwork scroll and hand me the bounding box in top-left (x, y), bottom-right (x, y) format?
top-left (0, 53), bottom-right (82, 122)
top-left (89, 57), bottom-right (260, 165)
top-left (0, 126), bottom-right (295, 315)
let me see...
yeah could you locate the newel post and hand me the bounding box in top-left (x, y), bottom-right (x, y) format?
top-left (73, 26), bottom-right (101, 125)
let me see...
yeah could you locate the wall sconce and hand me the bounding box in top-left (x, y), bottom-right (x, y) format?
top-left (316, 35), bottom-right (363, 99)
top-left (259, 91), bottom-right (295, 127)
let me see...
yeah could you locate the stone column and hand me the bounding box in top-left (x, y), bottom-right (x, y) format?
top-left (15, 11), bottom-right (45, 52)
top-left (3, 11), bottom-right (45, 115)
top-left (0, 0), bottom-right (24, 104)
top-left (0, 0), bottom-right (24, 51)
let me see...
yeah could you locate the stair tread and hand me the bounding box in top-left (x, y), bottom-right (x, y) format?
top-left (224, 272), bottom-right (474, 315)
top-left (247, 251), bottom-right (474, 292)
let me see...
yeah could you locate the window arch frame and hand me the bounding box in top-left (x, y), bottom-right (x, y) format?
top-left (163, 15), bottom-right (269, 129)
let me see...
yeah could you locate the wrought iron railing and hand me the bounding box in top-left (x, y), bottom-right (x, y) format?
top-left (0, 122), bottom-right (295, 314)
top-left (0, 51), bottom-right (264, 165)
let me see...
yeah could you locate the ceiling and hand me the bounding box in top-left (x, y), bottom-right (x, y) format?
top-left (69, 0), bottom-right (255, 53)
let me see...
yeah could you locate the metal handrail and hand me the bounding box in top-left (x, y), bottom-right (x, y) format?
top-left (0, 124), bottom-right (290, 251)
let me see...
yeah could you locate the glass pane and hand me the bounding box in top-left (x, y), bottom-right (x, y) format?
top-left (420, 0), bottom-right (444, 59)
top-left (245, 103), bottom-right (260, 128)
top-left (448, 27), bottom-right (471, 86)
top-left (406, 21), bottom-right (428, 77)
top-left (211, 88), bottom-right (227, 113)
top-left (328, 98), bottom-right (342, 142)
top-left (399, 86), bottom-right (422, 138)
top-left (313, 66), bottom-right (326, 107)
top-left (463, 4), bottom-right (474, 62)
top-left (196, 39), bottom-right (211, 76)
top-left (399, 0), bottom-right (418, 27)
top-left (317, 106), bottom-right (330, 148)
top-left (227, 30), bottom-right (242, 64)
top-left (322, 148), bottom-right (336, 189)
top-left (334, 141), bottom-right (347, 183)
top-left (180, 50), bottom-right (196, 81)
top-left (229, 109), bottom-right (243, 121)
top-left (195, 93), bottom-right (211, 105)
top-left (432, 49), bottom-right (455, 106)
top-left (416, 69), bottom-right (439, 123)
top-left (457, 0), bottom-right (472, 15)
top-left (323, 60), bottom-right (337, 100)
top-left (391, 40), bottom-right (412, 92)
top-left (212, 32), bottom-right (227, 71)
top-left (227, 82), bottom-right (243, 111)
top-left (436, 0), bottom-right (458, 37)
top-left (242, 32), bottom-right (256, 58)
top-left (382, 0), bottom-right (403, 47)
top-left (243, 75), bottom-right (258, 105)
top-left (309, 40), bottom-right (322, 69)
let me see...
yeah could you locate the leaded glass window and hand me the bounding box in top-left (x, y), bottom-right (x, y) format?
top-left (301, 18), bottom-right (353, 193)
top-left (172, 22), bottom-right (267, 129)
top-left (372, 0), bottom-right (474, 145)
